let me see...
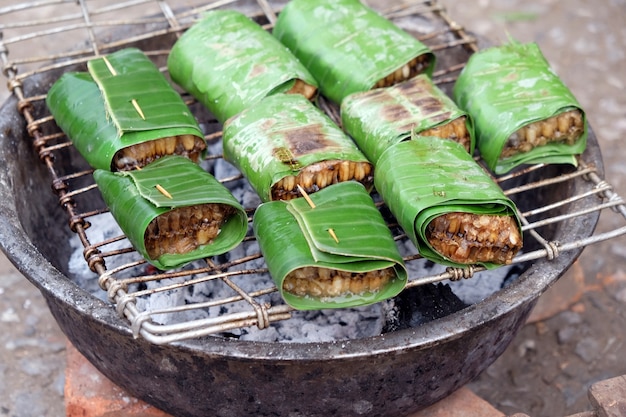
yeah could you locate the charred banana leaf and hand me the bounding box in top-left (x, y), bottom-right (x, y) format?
top-left (253, 181), bottom-right (407, 310)
top-left (453, 41), bottom-right (587, 174)
top-left (342, 74), bottom-right (475, 165)
top-left (167, 10), bottom-right (318, 124)
top-left (273, 0), bottom-right (435, 104)
top-left (375, 137), bottom-right (523, 268)
top-left (93, 155), bottom-right (247, 270)
top-left (223, 94), bottom-right (373, 202)
top-left (46, 48), bottom-right (206, 171)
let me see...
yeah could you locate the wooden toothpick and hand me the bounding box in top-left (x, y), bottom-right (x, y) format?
top-left (155, 184), bottom-right (173, 199)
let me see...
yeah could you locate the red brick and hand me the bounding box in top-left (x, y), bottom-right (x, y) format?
top-left (65, 341), bottom-right (172, 417)
top-left (407, 387), bottom-right (505, 417)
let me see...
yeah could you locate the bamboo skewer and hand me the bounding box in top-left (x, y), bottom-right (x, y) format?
top-left (102, 55), bottom-right (118, 75)
top-left (328, 228), bottom-right (339, 243)
top-left (131, 98), bottom-right (146, 120)
top-left (297, 184), bottom-right (316, 209)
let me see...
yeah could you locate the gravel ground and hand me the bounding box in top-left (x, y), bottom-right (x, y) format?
top-left (1, 1), bottom-right (625, 416)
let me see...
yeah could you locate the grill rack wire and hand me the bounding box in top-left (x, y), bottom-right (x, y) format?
top-left (2, 0), bottom-right (626, 345)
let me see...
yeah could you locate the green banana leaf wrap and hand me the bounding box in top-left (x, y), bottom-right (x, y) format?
top-left (375, 137), bottom-right (522, 269)
top-left (93, 155), bottom-right (247, 270)
top-left (253, 181), bottom-right (407, 310)
top-left (453, 41), bottom-right (587, 174)
top-left (46, 47), bottom-right (205, 171)
top-left (272, 0), bottom-right (435, 104)
top-left (341, 74), bottom-right (475, 165)
top-left (166, 10), bottom-right (318, 124)
top-left (222, 94), bottom-right (371, 202)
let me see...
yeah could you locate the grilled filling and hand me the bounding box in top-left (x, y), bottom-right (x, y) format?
top-left (502, 109), bottom-right (584, 158)
top-left (271, 160), bottom-right (374, 201)
top-left (283, 266), bottom-right (396, 298)
top-left (373, 55), bottom-right (432, 89)
top-left (420, 116), bottom-right (472, 153)
top-left (144, 203), bottom-right (235, 259)
top-left (285, 78), bottom-right (318, 101)
top-left (426, 212), bottom-right (522, 265)
top-left (113, 135), bottom-right (206, 171)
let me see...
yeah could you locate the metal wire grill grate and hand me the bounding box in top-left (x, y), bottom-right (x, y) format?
top-left (2, 0), bottom-right (626, 345)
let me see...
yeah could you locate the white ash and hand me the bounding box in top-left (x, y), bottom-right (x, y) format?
top-left (67, 211), bottom-right (123, 302)
top-left (66, 212), bottom-right (390, 342)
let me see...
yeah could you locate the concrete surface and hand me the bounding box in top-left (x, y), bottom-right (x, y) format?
top-left (0, 1), bottom-right (625, 416)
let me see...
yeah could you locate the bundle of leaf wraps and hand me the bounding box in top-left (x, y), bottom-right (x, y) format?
top-left (253, 182), bottom-right (407, 310)
top-left (167, 10), bottom-right (318, 124)
top-left (454, 41), bottom-right (587, 174)
top-left (376, 138), bottom-right (523, 268)
top-left (165, 7), bottom-right (409, 308)
top-left (47, 48), bottom-right (247, 270)
top-left (272, 0), bottom-right (435, 104)
top-left (341, 74), bottom-right (475, 165)
top-left (222, 94), bottom-right (408, 309)
top-left (46, 48), bottom-right (207, 171)
top-left (94, 156), bottom-right (248, 270)
top-left (222, 93), bottom-right (373, 202)
top-left (341, 79), bottom-right (522, 268)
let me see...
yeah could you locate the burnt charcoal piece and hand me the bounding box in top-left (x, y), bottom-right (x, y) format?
top-left (383, 283), bottom-right (468, 332)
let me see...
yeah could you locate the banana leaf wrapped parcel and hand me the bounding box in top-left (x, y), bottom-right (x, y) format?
top-left (273, 0), bottom-right (435, 104)
top-left (93, 155), bottom-right (248, 270)
top-left (375, 137), bottom-right (523, 268)
top-left (167, 10), bottom-right (318, 124)
top-left (223, 94), bottom-right (373, 201)
top-left (253, 181), bottom-right (407, 310)
top-left (46, 48), bottom-right (206, 171)
top-left (341, 74), bottom-right (474, 165)
top-left (453, 41), bottom-right (587, 174)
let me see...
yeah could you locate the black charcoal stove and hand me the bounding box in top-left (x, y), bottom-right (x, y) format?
top-left (1, 1), bottom-right (623, 416)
